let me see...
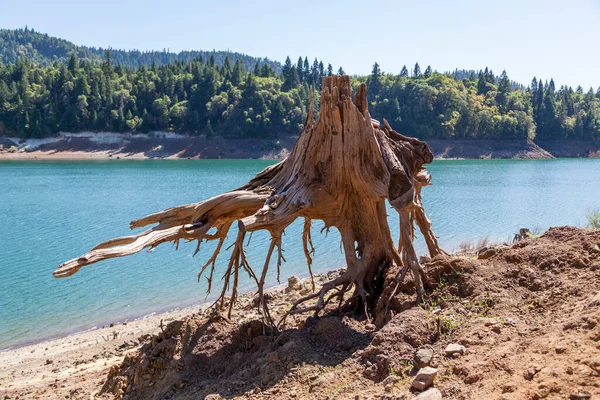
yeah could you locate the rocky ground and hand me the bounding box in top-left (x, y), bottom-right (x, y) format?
top-left (1, 226), bottom-right (599, 400)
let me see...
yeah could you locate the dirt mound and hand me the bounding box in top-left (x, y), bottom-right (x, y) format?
top-left (98, 227), bottom-right (600, 399)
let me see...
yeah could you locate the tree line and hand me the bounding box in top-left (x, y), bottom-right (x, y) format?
top-left (0, 28), bottom-right (282, 73)
top-left (0, 47), bottom-right (599, 140)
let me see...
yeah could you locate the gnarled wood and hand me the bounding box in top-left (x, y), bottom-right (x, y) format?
top-left (55, 75), bottom-right (443, 323)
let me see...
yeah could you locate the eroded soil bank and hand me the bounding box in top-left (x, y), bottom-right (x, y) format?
top-left (1, 134), bottom-right (599, 160)
top-left (1, 226), bottom-right (599, 399)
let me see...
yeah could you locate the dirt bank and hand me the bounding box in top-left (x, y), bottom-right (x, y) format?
top-left (0, 133), bottom-right (295, 160)
top-left (1, 226), bottom-right (599, 399)
top-left (1, 134), bottom-right (599, 160)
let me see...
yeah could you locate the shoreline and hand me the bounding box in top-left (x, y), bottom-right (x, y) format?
top-left (0, 278), bottom-right (289, 352)
top-left (1, 134), bottom-right (600, 160)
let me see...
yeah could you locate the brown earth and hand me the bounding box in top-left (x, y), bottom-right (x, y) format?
top-left (2, 226), bottom-right (600, 400)
top-left (1, 136), bottom-right (600, 160)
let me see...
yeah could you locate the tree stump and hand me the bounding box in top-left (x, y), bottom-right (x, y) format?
top-left (54, 75), bottom-right (442, 325)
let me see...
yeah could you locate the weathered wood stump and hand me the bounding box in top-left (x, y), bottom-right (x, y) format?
top-left (54, 75), bottom-right (442, 325)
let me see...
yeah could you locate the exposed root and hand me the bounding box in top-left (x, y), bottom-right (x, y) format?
top-left (278, 274), bottom-right (351, 328)
top-left (302, 218), bottom-right (316, 291)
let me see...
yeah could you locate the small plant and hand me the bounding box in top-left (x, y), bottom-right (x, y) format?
top-left (458, 236), bottom-right (489, 254)
top-left (585, 208), bottom-right (600, 230)
top-left (526, 226), bottom-right (544, 239)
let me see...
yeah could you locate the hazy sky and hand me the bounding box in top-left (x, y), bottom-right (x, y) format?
top-left (2, 0), bottom-right (599, 89)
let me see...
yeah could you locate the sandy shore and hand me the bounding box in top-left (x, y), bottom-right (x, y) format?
top-left (0, 303), bottom-right (203, 398)
top-left (0, 150), bottom-right (151, 160)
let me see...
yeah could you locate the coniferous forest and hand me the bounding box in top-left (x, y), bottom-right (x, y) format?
top-left (1, 28), bottom-right (599, 140)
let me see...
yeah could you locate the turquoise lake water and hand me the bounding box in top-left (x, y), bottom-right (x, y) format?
top-left (1, 158), bottom-right (599, 349)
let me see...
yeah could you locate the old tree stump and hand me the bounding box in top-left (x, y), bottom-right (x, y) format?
top-left (54, 75), bottom-right (443, 326)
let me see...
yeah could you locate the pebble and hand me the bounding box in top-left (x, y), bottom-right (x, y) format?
top-left (570, 393), bottom-right (591, 400)
top-left (555, 345), bottom-right (566, 354)
top-left (414, 347), bottom-right (434, 369)
top-left (589, 291), bottom-right (600, 307)
top-left (411, 366), bottom-right (438, 391)
top-left (412, 387), bottom-right (442, 399)
top-left (381, 375), bottom-right (399, 386)
top-left (287, 276), bottom-right (302, 291)
top-left (444, 343), bottom-right (466, 356)
top-left (365, 323), bottom-right (376, 331)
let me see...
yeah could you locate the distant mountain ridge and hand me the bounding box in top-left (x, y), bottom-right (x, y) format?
top-left (0, 27), bottom-right (282, 73)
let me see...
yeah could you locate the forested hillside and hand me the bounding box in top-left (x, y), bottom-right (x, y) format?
top-left (0, 28), bottom-right (281, 72)
top-left (0, 28), bottom-right (599, 140)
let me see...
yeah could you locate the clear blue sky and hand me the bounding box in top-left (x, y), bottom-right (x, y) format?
top-left (1, 0), bottom-right (599, 89)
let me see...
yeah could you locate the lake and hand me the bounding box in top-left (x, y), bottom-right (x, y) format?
top-left (1, 158), bottom-right (599, 349)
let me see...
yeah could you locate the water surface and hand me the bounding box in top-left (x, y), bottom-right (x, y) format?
top-left (1, 158), bottom-right (599, 348)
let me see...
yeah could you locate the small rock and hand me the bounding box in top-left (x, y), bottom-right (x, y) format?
top-left (555, 345), bottom-right (566, 354)
top-left (491, 325), bottom-right (502, 334)
top-left (588, 292), bottom-right (600, 307)
top-left (365, 323), bottom-right (376, 331)
top-left (287, 275), bottom-right (302, 291)
top-left (505, 317), bottom-right (516, 325)
top-left (531, 278), bottom-right (543, 291)
top-left (382, 375), bottom-right (399, 386)
top-left (570, 392), bottom-right (591, 400)
top-left (477, 247), bottom-right (496, 259)
top-left (45, 359), bottom-right (53, 365)
top-left (411, 366), bottom-right (438, 391)
top-left (444, 343), bottom-right (466, 356)
top-left (414, 347), bottom-right (434, 369)
top-left (523, 367), bottom-right (540, 381)
top-left (412, 387), bottom-right (442, 400)
top-left (204, 394), bottom-right (222, 400)
top-left (501, 382), bottom-right (516, 393)
top-left (566, 366), bottom-right (574, 375)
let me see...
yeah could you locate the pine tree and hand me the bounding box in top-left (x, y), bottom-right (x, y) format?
top-left (400, 65), bottom-right (408, 77)
top-left (221, 56), bottom-right (232, 80)
top-left (102, 50), bottom-right (112, 76)
top-left (231, 59), bottom-right (246, 86)
top-left (368, 62), bottom-right (382, 99)
top-left (327, 63), bottom-right (333, 76)
top-left (413, 62), bottom-right (421, 78)
top-left (497, 70), bottom-right (511, 98)
top-left (311, 58), bottom-right (320, 87)
top-left (282, 56), bottom-right (299, 91)
top-left (423, 65), bottom-right (432, 78)
top-left (337, 67), bottom-right (345, 75)
top-left (68, 53), bottom-right (79, 74)
top-left (296, 57), bottom-right (304, 82)
top-left (531, 77), bottom-right (539, 115)
top-left (477, 72), bottom-right (487, 95)
top-left (303, 57), bottom-right (310, 80)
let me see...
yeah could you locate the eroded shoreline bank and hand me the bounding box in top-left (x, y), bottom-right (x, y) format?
top-left (1, 133), bottom-right (600, 160)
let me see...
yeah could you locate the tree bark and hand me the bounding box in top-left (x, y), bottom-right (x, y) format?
top-left (54, 75), bottom-right (442, 323)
